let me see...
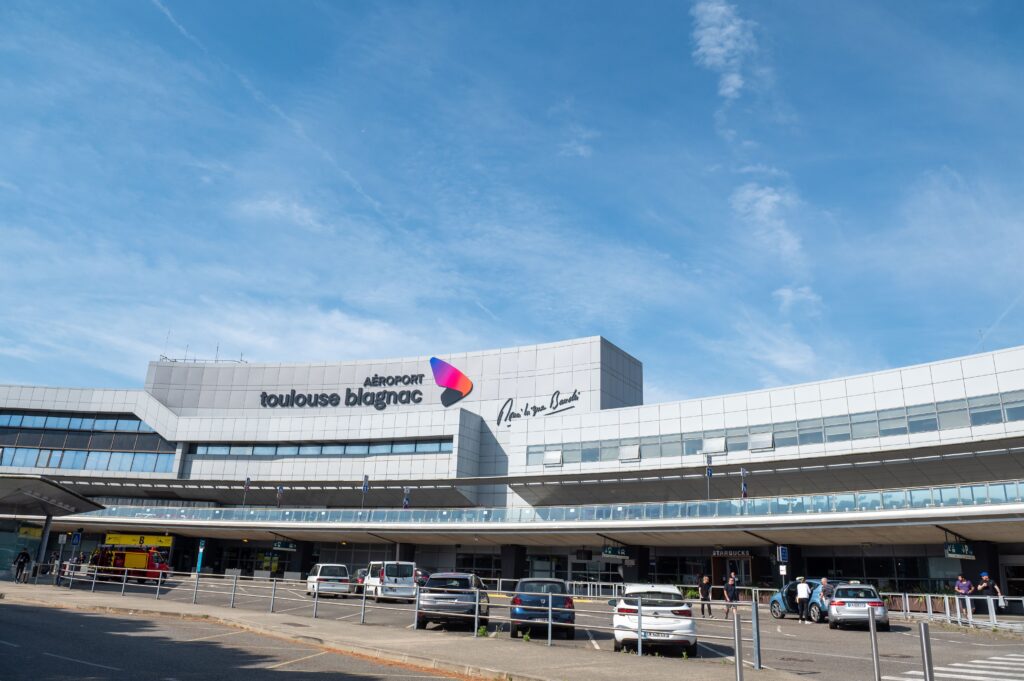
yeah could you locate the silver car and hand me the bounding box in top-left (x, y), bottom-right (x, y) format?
top-left (827, 582), bottom-right (889, 631)
top-left (416, 572), bottom-right (490, 630)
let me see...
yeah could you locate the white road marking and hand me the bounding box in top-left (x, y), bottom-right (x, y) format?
top-left (0, 640), bottom-right (20, 647)
top-left (585, 628), bottom-right (601, 650)
top-left (184, 630), bottom-right (245, 642)
top-left (42, 653), bottom-right (122, 671)
top-left (335, 612), bottom-right (359, 620)
top-left (273, 604), bottom-right (312, 614)
top-left (265, 651), bottom-right (327, 669)
top-left (948, 666), bottom-right (1024, 676)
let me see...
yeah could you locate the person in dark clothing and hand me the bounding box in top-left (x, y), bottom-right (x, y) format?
top-left (699, 575), bottom-right (714, 618)
top-left (723, 577), bottom-right (739, 620)
top-left (13, 548), bottom-right (32, 583)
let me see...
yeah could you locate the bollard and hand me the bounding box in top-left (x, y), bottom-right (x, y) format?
top-left (413, 585), bottom-right (420, 628)
top-left (121, 568), bottom-right (128, 596)
top-left (474, 588), bottom-right (480, 637)
top-left (750, 597), bottom-right (762, 670)
top-left (733, 612), bottom-right (744, 681)
top-left (868, 606), bottom-right (881, 681)
top-left (360, 583), bottom-right (367, 624)
top-left (926, 596), bottom-right (933, 617)
top-left (269, 578), bottom-right (277, 613)
top-left (547, 593), bottom-right (553, 646)
top-left (987, 596), bottom-right (996, 626)
top-left (966, 597), bottom-right (974, 625)
top-left (313, 583), bottom-right (319, 620)
top-left (155, 571), bottom-right (163, 600)
top-left (919, 621), bottom-right (934, 681)
top-left (230, 574), bottom-right (238, 609)
top-left (192, 571), bottom-right (200, 605)
top-left (636, 596), bottom-right (643, 657)
top-left (91, 566), bottom-right (98, 592)
top-left (68, 563), bottom-right (73, 590)
top-left (953, 595), bottom-right (962, 624)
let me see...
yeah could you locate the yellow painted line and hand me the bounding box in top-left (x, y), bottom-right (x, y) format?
top-left (265, 651), bottom-right (327, 669)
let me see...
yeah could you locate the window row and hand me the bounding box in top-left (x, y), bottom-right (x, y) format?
top-left (0, 428), bottom-right (175, 453)
top-left (0, 447), bottom-right (175, 473)
top-left (191, 439), bottom-right (454, 458)
top-left (528, 390), bottom-right (1024, 466)
top-left (0, 412), bottom-right (155, 433)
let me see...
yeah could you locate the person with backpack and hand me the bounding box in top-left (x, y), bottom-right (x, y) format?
top-left (13, 548), bottom-right (32, 584)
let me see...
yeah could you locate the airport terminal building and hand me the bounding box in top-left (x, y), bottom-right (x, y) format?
top-left (2, 336), bottom-right (1023, 594)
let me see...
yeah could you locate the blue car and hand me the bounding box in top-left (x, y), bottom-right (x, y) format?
top-left (509, 578), bottom-right (576, 639)
top-left (769, 579), bottom-right (828, 623)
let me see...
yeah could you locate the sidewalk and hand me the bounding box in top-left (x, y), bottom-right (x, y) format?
top-left (1, 582), bottom-right (802, 681)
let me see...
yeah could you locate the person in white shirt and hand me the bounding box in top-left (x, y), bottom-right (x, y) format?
top-left (796, 576), bottom-right (812, 623)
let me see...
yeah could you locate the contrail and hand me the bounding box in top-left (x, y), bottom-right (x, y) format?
top-left (974, 288), bottom-right (1024, 353)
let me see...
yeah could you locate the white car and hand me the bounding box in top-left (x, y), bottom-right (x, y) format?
top-left (306, 563), bottom-right (352, 597)
top-left (610, 584), bottom-right (697, 657)
top-left (363, 560), bottom-right (417, 602)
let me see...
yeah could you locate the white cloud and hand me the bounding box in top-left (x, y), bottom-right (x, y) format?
top-left (729, 182), bottom-right (802, 262)
top-left (234, 197), bottom-right (330, 234)
top-left (691, 0), bottom-right (756, 101)
top-left (773, 285), bottom-right (822, 314)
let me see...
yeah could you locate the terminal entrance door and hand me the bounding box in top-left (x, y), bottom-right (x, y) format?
top-left (712, 555), bottom-right (752, 586)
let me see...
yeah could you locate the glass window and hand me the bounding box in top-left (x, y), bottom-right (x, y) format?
top-left (798, 429), bottom-right (823, 445)
top-left (111, 433), bottom-right (138, 451)
top-left (907, 416), bottom-right (938, 433)
top-left (44, 416), bottom-right (71, 429)
top-left (16, 431), bottom-right (42, 447)
top-left (35, 450), bottom-right (51, 467)
top-left (114, 419), bottom-right (140, 432)
top-left (0, 448), bottom-right (12, 466)
top-left (878, 417), bottom-right (908, 436)
top-left (154, 454), bottom-right (174, 473)
top-left (78, 418), bottom-right (95, 430)
top-left (683, 438), bottom-right (702, 455)
top-left (276, 446), bottom-right (298, 456)
top-left (937, 408), bottom-right (970, 430)
top-left (61, 450), bottom-right (87, 469)
top-left (108, 453), bottom-right (133, 471)
top-left (321, 445), bottom-right (345, 456)
top-left (0, 414), bottom-right (9, 427)
top-left (6, 414), bottom-right (23, 427)
top-left (639, 437), bottom-right (660, 458)
top-left (850, 420), bottom-right (878, 439)
top-left (230, 446), bottom-right (254, 456)
top-left (526, 450), bottom-right (543, 465)
top-left (619, 444), bottom-right (641, 461)
top-left (581, 442), bottom-right (600, 463)
top-left (969, 405), bottom-right (1003, 426)
top-left (543, 450), bottom-right (563, 466)
top-left (392, 442), bottom-right (416, 453)
top-left (206, 445), bottom-right (230, 455)
top-left (253, 446), bottom-right (276, 456)
top-left (12, 448), bottom-right (36, 467)
top-left (298, 445), bottom-right (322, 455)
top-left (85, 452), bottom-right (111, 470)
top-left (562, 445), bottom-right (582, 463)
top-left (1003, 392), bottom-right (1024, 422)
top-left (131, 453), bottom-right (157, 472)
top-left (137, 422), bottom-right (155, 433)
top-left (414, 441), bottom-right (440, 452)
top-left (346, 443), bottom-right (369, 455)
top-left (134, 434), bottom-right (162, 451)
top-left (93, 419), bottom-right (118, 431)
top-left (368, 443), bottom-right (391, 454)
top-left (21, 415), bottom-right (46, 428)
top-left (825, 425), bottom-right (851, 442)
top-left (726, 436), bottom-right (748, 451)
top-left (600, 445), bottom-right (619, 461)
top-left (439, 441), bottom-right (453, 452)
top-left (46, 450), bottom-right (62, 468)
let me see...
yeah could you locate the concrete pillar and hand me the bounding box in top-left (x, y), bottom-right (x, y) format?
top-left (500, 544), bottom-right (527, 582)
top-left (622, 546), bottom-right (650, 583)
top-left (34, 514), bottom-right (53, 565)
top-left (396, 542), bottom-right (416, 562)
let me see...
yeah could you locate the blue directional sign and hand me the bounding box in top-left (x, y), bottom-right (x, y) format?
top-left (70, 532), bottom-right (81, 546)
top-left (777, 545), bottom-right (789, 563)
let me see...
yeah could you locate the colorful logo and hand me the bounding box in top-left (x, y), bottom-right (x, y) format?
top-left (430, 357), bottom-right (473, 407)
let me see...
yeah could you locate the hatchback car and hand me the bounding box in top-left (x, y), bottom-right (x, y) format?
top-left (768, 579), bottom-right (826, 622)
top-left (610, 584), bottom-right (697, 656)
top-left (827, 582), bottom-right (889, 631)
top-left (416, 572), bottom-right (489, 630)
top-left (306, 563), bottom-right (352, 597)
top-left (509, 578), bottom-right (575, 639)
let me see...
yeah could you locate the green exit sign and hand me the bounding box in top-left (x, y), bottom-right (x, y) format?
top-left (272, 540), bottom-right (297, 552)
top-left (944, 543), bottom-right (974, 560)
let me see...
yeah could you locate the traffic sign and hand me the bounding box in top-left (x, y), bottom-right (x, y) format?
top-left (777, 545), bottom-right (789, 563)
top-left (70, 532), bottom-right (81, 546)
top-left (58, 533), bottom-right (67, 545)
top-left (779, 564), bottom-right (788, 576)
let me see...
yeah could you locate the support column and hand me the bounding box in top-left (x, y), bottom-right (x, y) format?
top-left (34, 514), bottom-right (53, 565)
top-left (500, 545), bottom-right (527, 583)
top-left (622, 546), bottom-right (650, 583)
top-left (396, 542), bottom-right (416, 562)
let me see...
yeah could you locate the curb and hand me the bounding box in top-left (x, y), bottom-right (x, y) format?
top-left (1, 594), bottom-right (552, 681)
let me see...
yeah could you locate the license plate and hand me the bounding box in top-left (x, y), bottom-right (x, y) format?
top-left (643, 632), bottom-right (671, 639)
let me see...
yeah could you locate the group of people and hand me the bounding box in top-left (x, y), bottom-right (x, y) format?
top-left (794, 575), bottom-right (834, 623)
top-left (697, 570), bottom-right (743, 620)
top-left (954, 571), bottom-right (1004, 613)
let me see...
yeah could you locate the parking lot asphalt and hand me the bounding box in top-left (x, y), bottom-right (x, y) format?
top-left (5, 577), bottom-right (1024, 681)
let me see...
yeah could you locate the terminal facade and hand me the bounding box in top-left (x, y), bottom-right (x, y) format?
top-left (2, 336), bottom-right (1023, 594)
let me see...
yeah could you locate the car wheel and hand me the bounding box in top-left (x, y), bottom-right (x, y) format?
top-left (809, 604), bottom-right (822, 623)
top-left (510, 625), bottom-right (519, 638)
top-left (879, 623), bottom-right (891, 632)
top-left (614, 639), bottom-right (623, 653)
top-left (479, 618), bottom-right (489, 629)
top-left (829, 619), bottom-right (838, 630)
top-left (566, 627), bottom-right (576, 640)
top-left (374, 588), bottom-right (381, 603)
top-left (415, 617), bottom-right (427, 630)
top-left (770, 601), bottom-right (784, 619)
top-left (685, 643), bottom-right (699, 658)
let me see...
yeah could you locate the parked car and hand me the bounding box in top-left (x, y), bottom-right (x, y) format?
top-left (414, 568), bottom-right (431, 586)
top-left (510, 578), bottom-right (575, 639)
top-left (416, 572), bottom-right (489, 630)
top-left (353, 567), bottom-right (368, 595)
top-left (768, 579), bottom-right (826, 622)
top-left (364, 560), bottom-right (417, 602)
top-left (609, 584), bottom-right (697, 656)
top-left (306, 563), bottom-right (352, 597)
top-left (828, 582), bottom-right (890, 631)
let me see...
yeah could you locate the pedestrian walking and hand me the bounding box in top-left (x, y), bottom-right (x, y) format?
top-left (796, 576), bottom-right (811, 623)
top-left (13, 548), bottom-right (32, 584)
top-left (975, 571), bottom-right (1004, 612)
top-left (819, 576), bottom-right (834, 613)
top-left (699, 575), bottom-right (713, 618)
top-left (723, 576), bottom-right (739, 620)
top-left (954, 573), bottom-right (974, 615)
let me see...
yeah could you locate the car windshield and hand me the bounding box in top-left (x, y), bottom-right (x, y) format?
top-left (385, 563), bottom-right (414, 578)
top-left (425, 577), bottom-right (471, 590)
top-left (835, 587), bottom-right (878, 599)
top-left (626, 591), bottom-right (684, 605)
top-left (518, 581), bottom-right (566, 594)
top-left (319, 565), bottom-right (348, 577)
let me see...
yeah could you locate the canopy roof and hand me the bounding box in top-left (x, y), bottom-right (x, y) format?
top-left (0, 474), bottom-right (104, 517)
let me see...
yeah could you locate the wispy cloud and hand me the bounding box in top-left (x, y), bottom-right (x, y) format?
top-left (729, 182), bottom-right (802, 263)
top-left (691, 0), bottom-right (756, 101)
top-left (773, 285), bottom-right (822, 315)
top-left (558, 124), bottom-right (599, 158)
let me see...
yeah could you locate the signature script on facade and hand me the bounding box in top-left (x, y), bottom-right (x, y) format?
top-left (496, 389), bottom-right (580, 428)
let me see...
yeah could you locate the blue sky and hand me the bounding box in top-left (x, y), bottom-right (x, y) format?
top-left (2, 0), bottom-right (1023, 401)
